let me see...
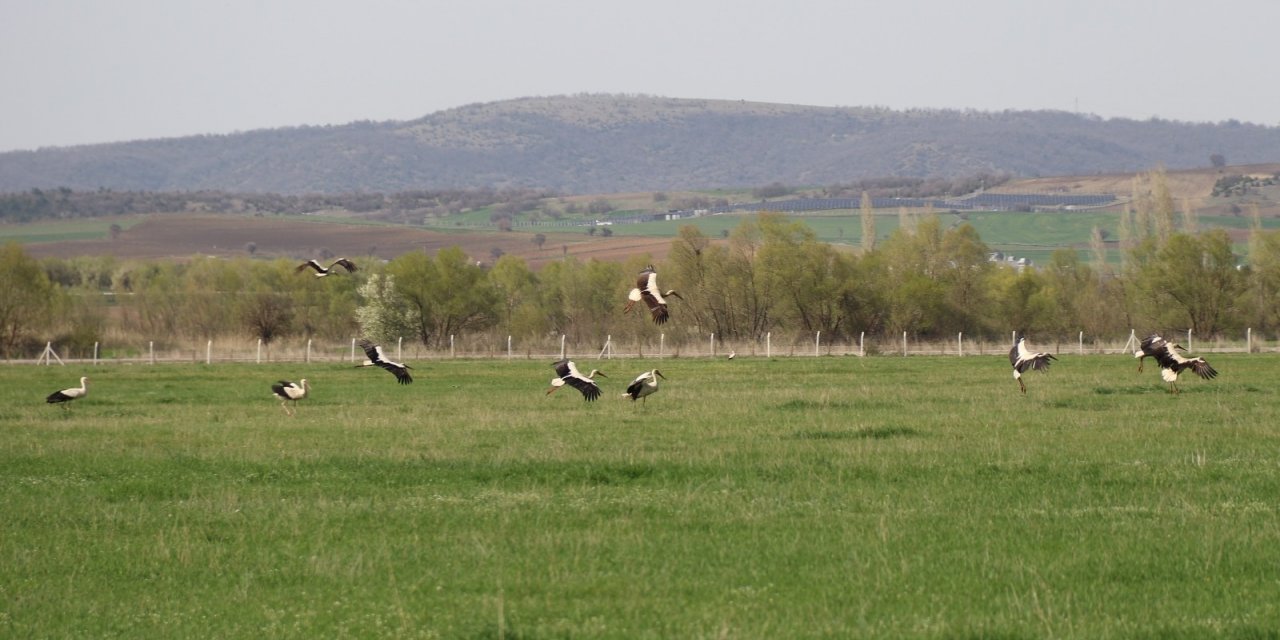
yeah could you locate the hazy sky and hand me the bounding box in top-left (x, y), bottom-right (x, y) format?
top-left (3, 0), bottom-right (1278, 152)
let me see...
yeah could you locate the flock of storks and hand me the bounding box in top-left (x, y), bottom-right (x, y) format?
top-left (42, 260), bottom-right (1221, 413)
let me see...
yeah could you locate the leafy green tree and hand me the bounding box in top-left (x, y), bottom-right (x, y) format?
top-left (127, 262), bottom-right (186, 339)
top-left (488, 255), bottom-right (545, 339)
top-left (860, 191), bottom-right (876, 253)
top-left (237, 260), bottom-right (296, 345)
top-left (757, 215), bottom-right (849, 337)
top-left (180, 257), bottom-right (243, 339)
top-left (1130, 230), bottom-right (1243, 336)
top-left (1245, 228), bottom-right (1280, 332)
top-left (389, 247), bottom-right (496, 347)
top-left (988, 267), bottom-right (1056, 338)
top-left (936, 222), bottom-right (993, 335)
top-left (538, 257), bottom-right (622, 344)
top-left (0, 242), bottom-right (59, 357)
top-left (354, 272), bottom-right (419, 344)
top-left (664, 225), bottom-right (725, 338)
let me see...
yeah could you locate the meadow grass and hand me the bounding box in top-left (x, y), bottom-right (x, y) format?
top-left (2, 355), bottom-right (1279, 638)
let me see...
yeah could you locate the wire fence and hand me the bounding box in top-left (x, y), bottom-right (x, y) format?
top-left (7, 328), bottom-right (1274, 366)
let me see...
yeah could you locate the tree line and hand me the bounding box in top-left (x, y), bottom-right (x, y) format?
top-left (3, 202), bottom-right (1278, 359)
top-left (0, 187), bottom-right (556, 224)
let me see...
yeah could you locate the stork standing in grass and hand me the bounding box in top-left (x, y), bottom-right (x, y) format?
top-left (547, 359), bottom-right (605, 401)
top-left (622, 369), bottom-right (664, 404)
top-left (1147, 338), bottom-right (1218, 394)
top-left (1009, 336), bottom-right (1056, 393)
top-left (624, 265), bottom-right (682, 325)
top-left (271, 379), bottom-right (309, 416)
top-left (46, 376), bottom-right (89, 408)
top-left (296, 258), bottom-right (357, 277)
top-left (357, 339), bottom-right (413, 384)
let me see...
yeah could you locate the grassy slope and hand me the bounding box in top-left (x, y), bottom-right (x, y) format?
top-left (3, 356), bottom-right (1278, 638)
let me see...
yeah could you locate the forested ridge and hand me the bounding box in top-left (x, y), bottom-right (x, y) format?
top-left (2, 95), bottom-right (1278, 194)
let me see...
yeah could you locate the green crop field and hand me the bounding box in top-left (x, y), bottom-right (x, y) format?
top-left (0, 217), bottom-right (144, 244)
top-left (3, 355), bottom-right (1278, 638)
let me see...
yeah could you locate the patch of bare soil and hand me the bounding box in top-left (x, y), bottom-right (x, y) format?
top-left (999, 163), bottom-right (1280, 201)
top-left (24, 215), bottom-right (675, 268)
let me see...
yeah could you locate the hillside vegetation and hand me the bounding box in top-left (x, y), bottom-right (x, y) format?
top-left (2, 95), bottom-right (1278, 194)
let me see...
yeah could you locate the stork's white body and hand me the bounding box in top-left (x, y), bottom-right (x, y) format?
top-left (46, 376), bottom-right (89, 407)
top-left (1009, 337), bottom-right (1056, 393)
top-left (1149, 340), bottom-right (1218, 394)
top-left (624, 266), bottom-right (681, 325)
top-left (297, 258), bottom-right (357, 277)
top-left (271, 379), bottom-right (309, 416)
top-left (357, 339), bottom-right (413, 384)
top-left (548, 359), bottom-right (604, 401)
top-left (623, 369), bottom-right (664, 403)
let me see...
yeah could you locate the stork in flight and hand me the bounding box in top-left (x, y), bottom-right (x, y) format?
top-left (547, 359), bottom-right (605, 401)
top-left (271, 379), bottom-right (309, 416)
top-left (46, 376), bottom-right (89, 408)
top-left (1009, 336), bottom-right (1056, 393)
top-left (357, 339), bottom-right (413, 384)
top-left (1147, 337), bottom-right (1218, 394)
top-left (623, 369), bottom-right (664, 404)
top-left (1135, 333), bottom-right (1181, 372)
top-left (296, 258), bottom-right (357, 277)
top-left (624, 265), bottom-right (682, 324)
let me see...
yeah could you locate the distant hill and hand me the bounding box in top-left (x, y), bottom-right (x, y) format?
top-left (2, 94), bottom-right (1278, 195)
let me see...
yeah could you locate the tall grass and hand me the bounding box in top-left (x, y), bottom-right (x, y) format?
top-left (3, 355), bottom-right (1278, 637)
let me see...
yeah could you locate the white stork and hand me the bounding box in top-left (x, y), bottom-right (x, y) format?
top-left (1135, 333), bottom-right (1182, 372)
top-left (46, 376), bottom-right (89, 408)
top-left (622, 369), bottom-right (664, 403)
top-left (624, 265), bottom-right (682, 325)
top-left (296, 258), bottom-right (357, 277)
top-left (356, 339), bottom-right (413, 384)
top-left (547, 359), bottom-right (605, 401)
top-left (271, 379), bottom-right (309, 416)
top-left (1147, 338), bottom-right (1218, 394)
top-left (1009, 336), bottom-right (1056, 393)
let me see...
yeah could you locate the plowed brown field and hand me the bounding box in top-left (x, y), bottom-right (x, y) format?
top-left (24, 215), bottom-right (674, 269)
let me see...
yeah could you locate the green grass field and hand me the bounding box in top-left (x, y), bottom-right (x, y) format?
top-left (3, 355), bottom-right (1279, 638)
top-left (0, 217), bottom-right (145, 244)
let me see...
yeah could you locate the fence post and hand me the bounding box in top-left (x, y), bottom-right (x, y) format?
top-left (257, 339), bottom-right (262, 364)
top-left (397, 336), bottom-right (403, 361)
top-left (815, 331), bottom-right (821, 356)
top-left (306, 339), bottom-right (312, 363)
top-left (1079, 331), bottom-right (1084, 355)
top-left (1247, 327), bottom-right (1252, 353)
top-left (903, 331), bottom-right (907, 357)
top-left (93, 341), bottom-right (99, 365)
top-left (560, 334), bottom-right (566, 359)
top-left (207, 340), bottom-right (212, 365)
top-left (710, 333), bottom-right (715, 357)
top-left (351, 338), bottom-right (356, 362)
top-left (149, 341), bottom-right (155, 365)
top-left (958, 332), bottom-right (963, 357)
top-left (859, 331), bottom-right (864, 357)
top-left (767, 332), bottom-right (771, 358)
top-left (507, 335), bottom-right (512, 360)
top-left (1187, 329), bottom-right (1193, 353)
top-left (660, 333), bottom-right (665, 358)
top-left (450, 335), bottom-right (455, 359)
